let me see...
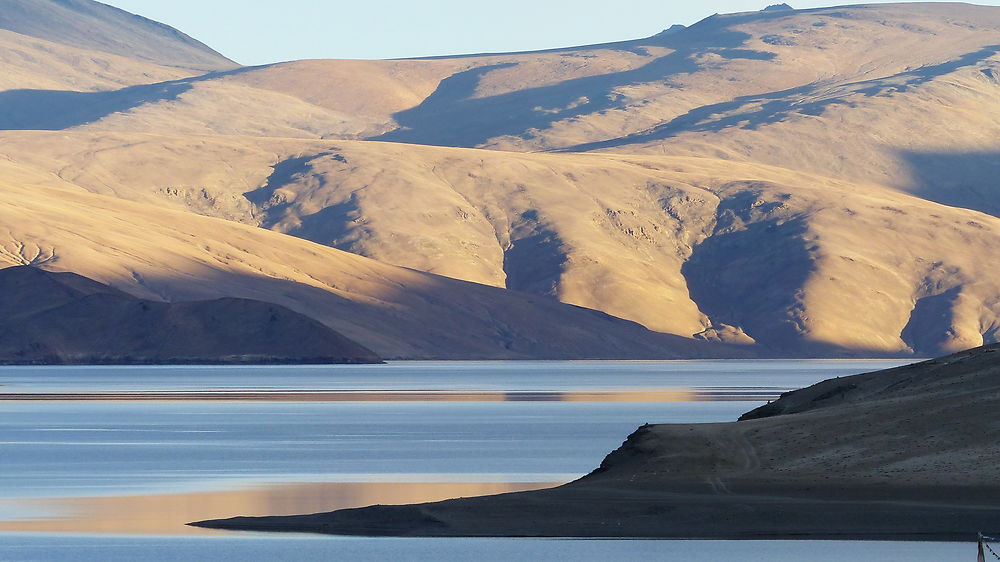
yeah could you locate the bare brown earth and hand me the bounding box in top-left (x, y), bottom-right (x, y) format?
top-left (0, 0), bottom-right (236, 71)
top-left (3, 131), bottom-right (998, 356)
top-left (1, 2), bottom-right (999, 358)
top-left (191, 344), bottom-right (1000, 540)
top-left (0, 30), bottom-right (198, 93)
top-left (0, 158), bottom-right (732, 360)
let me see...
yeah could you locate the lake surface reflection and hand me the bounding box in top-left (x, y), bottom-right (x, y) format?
top-left (0, 481), bottom-right (558, 535)
top-left (4, 359), bottom-right (962, 561)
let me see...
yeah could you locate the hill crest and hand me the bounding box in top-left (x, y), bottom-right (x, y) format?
top-left (0, 0), bottom-right (237, 71)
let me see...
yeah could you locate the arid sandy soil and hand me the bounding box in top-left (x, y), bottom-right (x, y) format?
top-left (1, 2), bottom-right (998, 358)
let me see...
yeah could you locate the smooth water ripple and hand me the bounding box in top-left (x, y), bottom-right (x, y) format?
top-left (3, 360), bottom-right (954, 561)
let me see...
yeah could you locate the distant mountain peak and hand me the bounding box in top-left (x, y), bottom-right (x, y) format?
top-left (763, 3), bottom-right (794, 11)
top-left (0, 0), bottom-right (237, 71)
top-left (656, 24), bottom-right (687, 36)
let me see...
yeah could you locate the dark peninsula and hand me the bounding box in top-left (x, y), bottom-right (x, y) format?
top-left (193, 344), bottom-right (1000, 539)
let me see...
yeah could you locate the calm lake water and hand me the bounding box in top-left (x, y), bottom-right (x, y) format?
top-left (0, 360), bottom-right (974, 560)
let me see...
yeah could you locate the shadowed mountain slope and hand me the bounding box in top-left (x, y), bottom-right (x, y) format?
top-left (0, 266), bottom-right (382, 365)
top-left (0, 0), bottom-right (236, 71)
top-left (192, 343), bottom-right (1000, 539)
top-left (54, 3), bottom-right (997, 169)
top-left (740, 343), bottom-right (1000, 420)
top-left (0, 0), bottom-right (237, 111)
top-left (0, 29), bottom-right (199, 92)
top-left (4, 131), bottom-right (1000, 357)
top-left (1, 3), bottom-right (999, 358)
top-left (0, 158), bottom-right (736, 360)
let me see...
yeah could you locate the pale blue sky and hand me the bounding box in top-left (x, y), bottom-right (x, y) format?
top-left (102, 1), bottom-right (1000, 65)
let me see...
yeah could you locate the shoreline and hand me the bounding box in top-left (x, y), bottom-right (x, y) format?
top-left (190, 479), bottom-right (1000, 542)
top-left (191, 345), bottom-right (1000, 540)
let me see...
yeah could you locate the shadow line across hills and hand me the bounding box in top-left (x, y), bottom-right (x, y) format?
top-left (899, 149), bottom-right (1000, 219)
top-left (0, 66), bottom-right (258, 130)
top-left (369, 25), bottom-right (776, 148)
top-left (561, 44), bottom-right (1000, 152)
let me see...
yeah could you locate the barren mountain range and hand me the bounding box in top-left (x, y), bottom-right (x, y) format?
top-left (1, 0), bottom-right (998, 358)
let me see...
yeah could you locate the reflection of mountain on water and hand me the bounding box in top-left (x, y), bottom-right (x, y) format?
top-left (506, 389), bottom-right (787, 403)
top-left (0, 481), bottom-right (560, 536)
top-left (0, 388), bottom-right (788, 403)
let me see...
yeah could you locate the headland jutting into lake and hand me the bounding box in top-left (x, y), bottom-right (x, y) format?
top-left (193, 344), bottom-right (1000, 540)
